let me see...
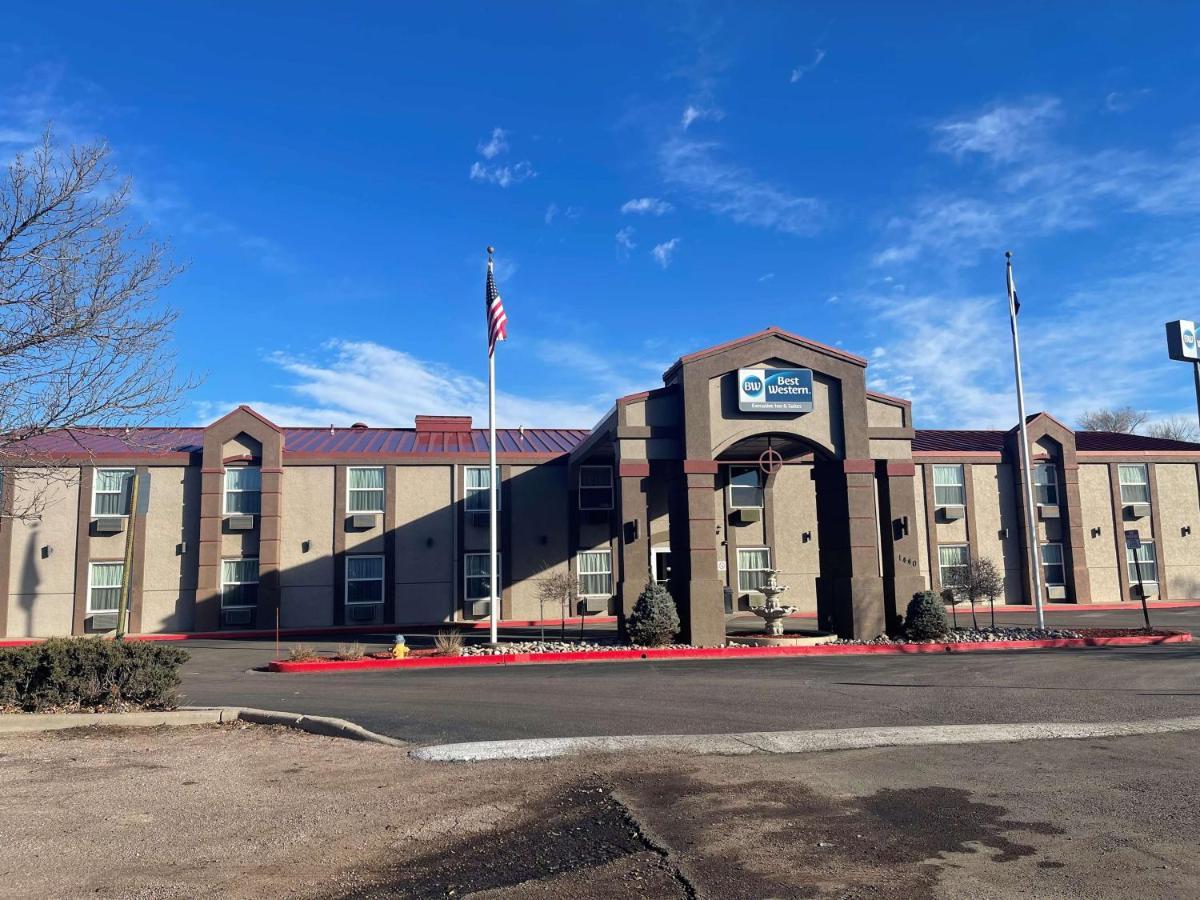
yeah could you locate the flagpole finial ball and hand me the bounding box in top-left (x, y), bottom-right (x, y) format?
top-left (1005, 250), bottom-right (1012, 259)
top-left (486, 245), bottom-right (495, 255)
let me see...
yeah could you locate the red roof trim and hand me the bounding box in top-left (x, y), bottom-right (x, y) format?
top-left (665, 326), bottom-right (868, 380)
top-left (866, 389), bottom-right (912, 408)
top-left (207, 404), bottom-right (282, 433)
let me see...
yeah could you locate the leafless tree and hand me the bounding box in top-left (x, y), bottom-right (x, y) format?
top-left (941, 556), bottom-right (1004, 631)
top-left (536, 569), bottom-right (578, 642)
top-left (1146, 417), bottom-right (1200, 443)
top-left (0, 129), bottom-right (188, 515)
top-left (1077, 407), bottom-right (1149, 434)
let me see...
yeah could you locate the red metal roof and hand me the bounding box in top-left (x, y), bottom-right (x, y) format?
top-left (1075, 431), bottom-right (1200, 452)
top-left (912, 430), bottom-right (1008, 453)
top-left (913, 429), bottom-right (1200, 454)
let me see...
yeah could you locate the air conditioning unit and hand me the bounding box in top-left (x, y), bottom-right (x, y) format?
top-left (1046, 585), bottom-right (1067, 601)
top-left (468, 599), bottom-right (491, 618)
top-left (583, 508), bottom-right (610, 524)
top-left (468, 511), bottom-right (489, 528)
top-left (581, 596), bottom-right (608, 615)
top-left (940, 504), bottom-right (965, 521)
top-left (1125, 503), bottom-right (1151, 520)
top-left (93, 517), bottom-right (125, 535)
top-left (734, 508), bottom-right (761, 525)
top-left (226, 515), bottom-right (255, 531)
top-left (1038, 505), bottom-right (1061, 520)
top-left (347, 604), bottom-right (380, 623)
top-left (222, 608), bottom-right (253, 627)
top-left (87, 612), bottom-right (120, 631)
top-left (349, 512), bottom-right (378, 530)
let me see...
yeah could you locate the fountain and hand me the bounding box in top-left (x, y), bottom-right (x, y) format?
top-left (725, 567), bottom-right (836, 647)
top-left (752, 569), bottom-right (795, 635)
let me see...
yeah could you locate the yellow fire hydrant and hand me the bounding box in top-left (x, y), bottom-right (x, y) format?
top-left (392, 635), bottom-right (409, 658)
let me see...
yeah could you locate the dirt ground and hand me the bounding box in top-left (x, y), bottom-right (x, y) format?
top-left (1, 723), bottom-right (1198, 898)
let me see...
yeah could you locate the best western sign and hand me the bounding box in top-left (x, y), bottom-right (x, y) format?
top-left (737, 368), bottom-right (814, 413)
top-left (1166, 320), bottom-right (1199, 362)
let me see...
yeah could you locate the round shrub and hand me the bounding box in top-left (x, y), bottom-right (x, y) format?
top-left (627, 580), bottom-right (680, 647)
top-left (904, 590), bottom-right (950, 641)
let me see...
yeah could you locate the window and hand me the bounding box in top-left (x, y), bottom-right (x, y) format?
top-left (221, 559), bottom-right (260, 609)
top-left (464, 466), bottom-right (499, 512)
top-left (464, 553), bottom-right (501, 601)
top-left (87, 562), bottom-right (124, 613)
top-left (1118, 464), bottom-right (1150, 504)
top-left (224, 467), bottom-right (261, 515)
top-left (938, 544), bottom-right (969, 586)
top-left (1041, 543), bottom-right (1066, 586)
top-left (932, 464), bottom-right (965, 507)
top-left (578, 466), bottom-right (614, 510)
top-left (737, 547), bottom-right (771, 593)
top-left (93, 469), bottom-right (134, 516)
top-left (1034, 463), bottom-right (1059, 506)
top-left (729, 466), bottom-right (765, 509)
top-left (347, 467), bottom-right (385, 513)
top-left (1127, 541), bottom-right (1158, 584)
top-left (346, 555), bottom-right (384, 605)
top-left (577, 549), bottom-right (613, 596)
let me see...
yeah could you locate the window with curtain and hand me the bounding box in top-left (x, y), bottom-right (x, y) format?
top-left (729, 466), bottom-right (765, 509)
top-left (938, 544), bottom-right (969, 586)
top-left (221, 559), bottom-right (260, 609)
top-left (464, 466), bottom-right (498, 512)
top-left (224, 467), bottom-right (262, 515)
top-left (578, 466), bottom-right (614, 510)
top-left (93, 469), bottom-right (134, 516)
top-left (932, 465), bottom-right (965, 507)
top-left (1126, 541), bottom-right (1158, 583)
top-left (1041, 543), bottom-right (1066, 585)
top-left (737, 547), bottom-right (771, 592)
top-left (347, 467), bottom-right (385, 513)
top-left (346, 555), bottom-right (384, 604)
top-left (1034, 463), bottom-right (1059, 506)
top-left (464, 553), bottom-right (500, 600)
top-left (88, 562), bottom-right (124, 612)
top-left (577, 549), bottom-right (613, 596)
top-left (1118, 464), bottom-right (1150, 504)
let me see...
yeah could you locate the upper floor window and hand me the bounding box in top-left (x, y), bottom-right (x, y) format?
top-left (347, 467), bottom-right (385, 513)
top-left (87, 561), bottom-right (124, 613)
top-left (224, 467), bottom-right (261, 515)
top-left (1041, 543), bottom-right (1066, 586)
top-left (1034, 463), bottom-right (1059, 506)
top-left (932, 465), bottom-right (966, 507)
top-left (93, 468), bottom-right (134, 517)
top-left (577, 549), bottom-right (613, 596)
top-left (1118, 464), bottom-right (1150, 504)
top-left (578, 465), bottom-right (614, 510)
top-left (729, 466), bottom-right (765, 509)
top-left (464, 466), bottom-right (499, 513)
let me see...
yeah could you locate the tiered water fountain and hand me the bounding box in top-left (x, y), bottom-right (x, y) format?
top-left (725, 568), bottom-right (836, 647)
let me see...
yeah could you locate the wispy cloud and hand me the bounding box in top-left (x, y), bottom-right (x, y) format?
top-left (545, 202), bottom-right (580, 225)
top-left (789, 48), bottom-right (826, 83)
top-left (933, 97), bottom-right (1061, 164)
top-left (1104, 89), bottom-right (1151, 114)
top-left (197, 340), bottom-right (604, 429)
top-left (757, 272), bottom-right (775, 283)
top-left (477, 127), bottom-right (508, 159)
top-left (660, 136), bottom-right (823, 235)
top-left (621, 197), bottom-right (673, 216)
top-left (681, 104), bottom-right (724, 130)
top-left (651, 237), bottom-right (680, 268)
top-left (615, 226), bottom-right (636, 257)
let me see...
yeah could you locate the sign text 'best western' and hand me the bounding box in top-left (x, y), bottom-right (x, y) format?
top-left (737, 368), bottom-right (814, 413)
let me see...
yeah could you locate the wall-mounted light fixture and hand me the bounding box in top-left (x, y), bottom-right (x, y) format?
top-left (301, 540), bottom-right (311, 553)
top-left (1183, 525), bottom-right (1192, 537)
top-left (998, 528), bottom-right (1010, 540)
top-left (426, 536), bottom-right (435, 548)
top-left (176, 542), bottom-right (187, 556)
top-left (802, 531), bottom-right (813, 543)
top-left (40, 545), bottom-right (52, 559)
top-left (1091, 526), bottom-right (1102, 538)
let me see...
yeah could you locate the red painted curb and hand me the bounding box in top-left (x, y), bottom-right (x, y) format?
top-left (267, 631), bottom-right (1192, 673)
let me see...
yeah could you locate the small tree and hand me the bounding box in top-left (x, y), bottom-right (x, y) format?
top-left (536, 570), bottom-right (578, 642)
top-left (904, 591), bottom-right (949, 641)
top-left (942, 556), bottom-right (1005, 631)
top-left (627, 578), bottom-right (680, 647)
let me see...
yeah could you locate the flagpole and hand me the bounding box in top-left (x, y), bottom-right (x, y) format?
top-left (1006, 251), bottom-right (1046, 630)
top-left (487, 247), bottom-right (500, 645)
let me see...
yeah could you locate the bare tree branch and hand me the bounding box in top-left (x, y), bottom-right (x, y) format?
top-left (1076, 406), bottom-right (1149, 434)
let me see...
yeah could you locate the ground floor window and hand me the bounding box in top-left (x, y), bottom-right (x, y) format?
top-left (937, 544), bottom-right (969, 586)
top-left (1041, 543), bottom-right (1066, 585)
top-left (737, 547), bottom-right (771, 593)
top-left (464, 553), bottom-right (501, 601)
top-left (346, 555), bottom-right (384, 605)
top-left (577, 549), bottom-right (613, 596)
top-left (1127, 541), bottom-right (1158, 584)
top-left (221, 559), bottom-right (260, 609)
top-left (87, 562), bottom-right (124, 613)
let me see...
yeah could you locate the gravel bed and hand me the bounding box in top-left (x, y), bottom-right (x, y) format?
top-left (461, 640), bottom-right (698, 655)
top-left (834, 627), bottom-right (1084, 646)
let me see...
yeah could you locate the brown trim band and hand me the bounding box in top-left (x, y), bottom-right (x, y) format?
top-left (843, 459), bottom-right (876, 475)
top-left (885, 462), bottom-right (916, 477)
top-left (618, 462), bottom-right (651, 478)
top-left (682, 459), bottom-right (719, 474)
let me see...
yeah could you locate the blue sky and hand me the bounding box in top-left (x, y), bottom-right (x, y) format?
top-left (5, 4), bottom-right (1200, 430)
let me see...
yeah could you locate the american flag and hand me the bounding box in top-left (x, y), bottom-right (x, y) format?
top-left (486, 258), bottom-right (508, 355)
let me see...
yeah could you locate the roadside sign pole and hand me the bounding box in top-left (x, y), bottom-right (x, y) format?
top-left (1193, 359), bottom-right (1200, 434)
top-left (1126, 529), bottom-right (1152, 632)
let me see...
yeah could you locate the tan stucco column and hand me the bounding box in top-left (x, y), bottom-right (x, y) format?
top-left (880, 461), bottom-right (926, 631)
top-left (815, 460), bottom-right (887, 640)
top-left (616, 462), bottom-right (650, 630)
top-left (667, 459), bottom-right (726, 646)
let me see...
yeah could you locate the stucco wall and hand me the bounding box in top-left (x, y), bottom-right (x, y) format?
top-left (771, 463), bottom-right (820, 610)
top-left (1156, 463), bottom-right (1200, 599)
top-left (866, 397), bottom-right (904, 428)
top-left (280, 466), bottom-right (335, 628)
top-left (8, 471), bottom-right (79, 637)
top-left (1079, 464), bottom-right (1120, 602)
top-left (140, 466), bottom-right (201, 633)
top-left (395, 465), bottom-right (453, 624)
top-left (971, 464), bottom-right (1023, 603)
top-left (508, 463), bottom-right (571, 619)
